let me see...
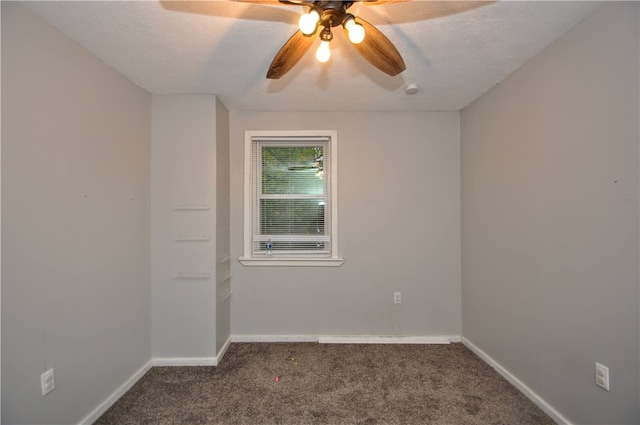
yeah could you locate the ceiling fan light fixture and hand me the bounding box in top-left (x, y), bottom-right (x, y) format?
top-left (299, 8), bottom-right (320, 35)
top-left (264, 0), bottom-right (406, 79)
top-left (343, 15), bottom-right (365, 44)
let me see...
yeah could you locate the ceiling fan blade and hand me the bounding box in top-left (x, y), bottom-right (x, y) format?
top-left (161, 1), bottom-right (298, 21)
top-left (232, 0), bottom-right (313, 4)
top-left (267, 30), bottom-right (317, 79)
top-left (231, 0), bottom-right (287, 4)
top-left (363, 0), bottom-right (410, 4)
top-left (347, 17), bottom-right (406, 77)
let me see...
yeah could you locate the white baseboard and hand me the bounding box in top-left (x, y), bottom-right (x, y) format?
top-left (319, 335), bottom-right (455, 344)
top-left (152, 337), bottom-right (232, 366)
top-left (79, 360), bottom-right (152, 425)
top-left (462, 337), bottom-right (571, 425)
top-left (216, 336), bottom-right (232, 363)
top-left (152, 357), bottom-right (218, 366)
top-left (231, 334), bottom-right (319, 343)
top-left (231, 334), bottom-right (461, 344)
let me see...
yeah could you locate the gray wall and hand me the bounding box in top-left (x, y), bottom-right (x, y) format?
top-left (1, 3), bottom-right (151, 424)
top-left (461, 3), bottom-right (639, 424)
top-left (230, 111), bottom-right (461, 338)
top-left (215, 98), bottom-right (231, 354)
top-left (151, 95), bottom-right (231, 360)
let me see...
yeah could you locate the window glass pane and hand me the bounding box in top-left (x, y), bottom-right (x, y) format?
top-left (260, 199), bottom-right (325, 236)
top-left (262, 146), bottom-right (324, 195)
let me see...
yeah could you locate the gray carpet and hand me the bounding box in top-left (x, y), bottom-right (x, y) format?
top-left (95, 343), bottom-right (554, 424)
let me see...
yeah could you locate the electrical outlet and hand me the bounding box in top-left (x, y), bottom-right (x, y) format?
top-left (41, 369), bottom-right (55, 396)
top-left (595, 362), bottom-right (610, 391)
top-left (394, 292), bottom-right (401, 304)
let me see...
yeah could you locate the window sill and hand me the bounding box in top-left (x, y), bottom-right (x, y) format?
top-left (238, 257), bottom-right (344, 267)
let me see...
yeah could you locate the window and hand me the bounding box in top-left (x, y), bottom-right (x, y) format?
top-left (240, 130), bottom-right (343, 266)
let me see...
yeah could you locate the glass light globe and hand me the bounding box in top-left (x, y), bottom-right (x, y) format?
top-left (348, 23), bottom-right (365, 44)
top-left (299, 9), bottom-right (320, 35)
top-left (345, 18), bottom-right (365, 44)
top-left (316, 40), bottom-right (331, 63)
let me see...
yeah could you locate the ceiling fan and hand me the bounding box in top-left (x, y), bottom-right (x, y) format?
top-left (238, 0), bottom-right (407, 79)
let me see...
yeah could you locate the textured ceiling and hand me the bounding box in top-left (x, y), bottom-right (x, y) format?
top-left (27, 1), bottom-right (603, 112)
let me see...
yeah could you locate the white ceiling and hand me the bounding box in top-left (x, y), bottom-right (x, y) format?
top-left (27, 1), bottom-right (603, 112)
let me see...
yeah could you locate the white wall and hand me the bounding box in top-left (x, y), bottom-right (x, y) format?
top-left (230, 111), bottom-right (461, 338)
top-left (461, 3), bottom-right (639, 424)
top-left (1, 3), bottom-right (151, 424)
top-left (151, 95), bottom-right (230, 360)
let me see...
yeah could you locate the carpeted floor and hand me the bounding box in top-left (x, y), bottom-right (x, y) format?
top-left (95, 343), bottom-right (554, 424)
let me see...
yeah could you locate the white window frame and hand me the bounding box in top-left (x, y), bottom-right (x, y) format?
top-left (239, 130), bottom-right (343, 267)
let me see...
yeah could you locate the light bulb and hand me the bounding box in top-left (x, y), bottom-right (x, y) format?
top-left (345, 17), bottom-right (365, 44)
top-left (316, 41), bottom-right (331, 63)
top-left (348, 23), bottom-right (365, 44)
top-left (316, 40), bottom-right (331, 63)
top-left (299, 9), bottom-right (320, 35)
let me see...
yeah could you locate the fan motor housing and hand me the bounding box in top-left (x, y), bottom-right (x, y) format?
top-left (279, 0), bottom-right (355, 27)
top-left (317, 1), bottom-right (355, 27)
